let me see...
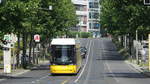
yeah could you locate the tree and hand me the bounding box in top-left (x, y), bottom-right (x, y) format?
top-left (0, 0), bottom-right (77, 68)
top-left (100, 0), bottom-right (150, 38)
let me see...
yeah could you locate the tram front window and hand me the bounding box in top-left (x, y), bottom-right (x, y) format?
top-left (51, 45), bottom-right (75, 65)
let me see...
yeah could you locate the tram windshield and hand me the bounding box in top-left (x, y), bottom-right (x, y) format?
top-left (51, 45), bottom-right (75, 65)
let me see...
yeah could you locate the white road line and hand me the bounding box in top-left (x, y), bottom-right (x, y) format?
top-left (31, 81), bottom-right (36, 84)
top-left (39, 75), bottom-right (49, 80)
top-left (83, 40), bottom-right (94, 84)
top-left (105, 62), bottom-right (119, 83)
top-left (31, 75), bottom-right (48, 84)
top-left (74, 40), bottom-right (92, 83)
top-left (101, 39), bottom-right (119, 83)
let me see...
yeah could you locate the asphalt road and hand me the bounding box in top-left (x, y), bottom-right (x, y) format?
top-left (1, 38), bottom-right (150, 84)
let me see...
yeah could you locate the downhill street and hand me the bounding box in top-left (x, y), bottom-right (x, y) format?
top-left (0, 38), bottom-right (150, 84)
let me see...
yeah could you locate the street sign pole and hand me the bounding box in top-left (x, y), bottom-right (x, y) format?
top-left (3, 48), bottom-right (11, 73)
top-left (3, 34), bottom-right (12, 73)
top-left (3, 49), bottom-right (11, 74)
top-left (148, 34), bottom-right (150, 71)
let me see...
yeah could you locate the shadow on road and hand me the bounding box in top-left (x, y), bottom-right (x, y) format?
top-left (50, 74), bottom-right (77, 77)
top-left (0, 75), bottom-right (32, 79)
top-left (31, 64), bottom-right (49, 71)
top-left (106, 72), bottom-right (150, 78)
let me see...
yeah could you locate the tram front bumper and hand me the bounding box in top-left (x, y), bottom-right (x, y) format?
top-left (50, 65), bottom-right (77, 74)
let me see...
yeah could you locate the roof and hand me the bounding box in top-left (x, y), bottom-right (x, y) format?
top-left (51, 38), bottom-right (76, 45)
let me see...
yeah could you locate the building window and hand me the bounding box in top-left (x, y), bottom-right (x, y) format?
top-left (89, 23), bottom-right (92, 29)
top-left (89, 2), bottom-right (99, 8)
top-left (75, 5), bottom-right (87, 11)
top-left (89, 12), bottom-right (99, 19)
top-left (89, 22), bottom-right (100, 29)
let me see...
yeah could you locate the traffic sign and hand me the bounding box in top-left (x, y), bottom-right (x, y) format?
top-left (34, 34), bottom-right (40, 42)
top-left (4, 35), bottom-right (11, 42)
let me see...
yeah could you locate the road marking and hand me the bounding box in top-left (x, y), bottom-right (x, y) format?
top-left (83, 40), bottom-right (94, 84)
top-left (101, 39), bottom-right (119, 83)
top-left (61, 80), bottom-right (68, 84)
top-left (105, 62), bottom-right (119, 83)
top-left (74, 40), bottom-right (92, 83)
top-left (36, 80), bottom-right (40, 82)
top-left (31, 75), bottom-right (48, 84)
top-left (39, 75), bottom-right (49, 80)
top-left (61, 77), bottom-right (70, 84)
top-left (31, 81), bottom-right (36, 84)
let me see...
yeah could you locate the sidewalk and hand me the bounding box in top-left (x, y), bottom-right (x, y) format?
top-left (0, 69), bottom-right (30, 82)
top-left (0, 60), bottom-right (49, 82)
top-left (126, 61), bottom-right (150, 77)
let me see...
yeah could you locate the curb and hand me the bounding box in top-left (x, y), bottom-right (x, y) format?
top-left (0, 61), bottom-right (49, 82)
top-left (125, 61), bottom-right (150, 77)
top-left (12, 70), bottom-right (30, 76)
top-left (0, 70), bottom-right (30, 82)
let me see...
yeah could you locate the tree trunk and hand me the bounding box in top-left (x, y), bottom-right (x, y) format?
top-left (16, 33), bottom-right (21, 67)
top-left (29, 33), bottom-right (33, 64)
top-left (22, 32), bottom-right (27, 69)
top-left (32, 42), bottom-right (35, 64)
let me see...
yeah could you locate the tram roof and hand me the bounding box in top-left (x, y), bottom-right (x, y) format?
top-left (51, 38), bottom-right (78, 45)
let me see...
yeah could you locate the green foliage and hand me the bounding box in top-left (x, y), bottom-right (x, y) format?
top-left (67, 31), bottom-right (92, 38)
top-left (67, 31), bottom-right (78, 38)
top-left (80, 32), bottom-right (92, 38)
top-left (100, 0), bottom-right (150, 37)
top-left (0, 0), bottom-right (77, 40)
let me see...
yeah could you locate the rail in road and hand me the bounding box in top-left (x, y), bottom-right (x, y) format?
top-left (1, 38), bottom-right (150, 84)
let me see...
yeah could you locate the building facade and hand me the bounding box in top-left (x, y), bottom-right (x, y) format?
top-left (71, 0), bottom-right (89, 32)
top-left (71, 0), bottom-right (100, 38)
top-left (88, 0), bottom-right (100, 38)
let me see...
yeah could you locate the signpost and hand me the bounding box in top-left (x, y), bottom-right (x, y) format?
top-left (3, 34), bottom-right (11, 73)
top-left (34, 34), bottom-right (40, 42)
top-left (3, 49), bottom-right (11, 73)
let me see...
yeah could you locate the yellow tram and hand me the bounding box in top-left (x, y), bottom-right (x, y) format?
top-left (50, 38), bottom-right (82, 74)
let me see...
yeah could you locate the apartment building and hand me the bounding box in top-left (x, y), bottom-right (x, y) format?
top-left (71, 0), bottom-right (100, 37)
top-left (71, 0), bottom-right (89, 32)
top-left (88, 0), bottom-right (100, 38)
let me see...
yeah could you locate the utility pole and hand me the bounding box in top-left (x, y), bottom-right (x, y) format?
top-left (136, 30), bottom-right (139, 64)
top-left (148, 34), bottom-right (150, 71)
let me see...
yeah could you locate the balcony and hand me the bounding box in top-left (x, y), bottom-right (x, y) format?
top-left (77, 21), bottom-right (87, 27)
top-left (72, 0), bottom-right (87, 5)
top-left (76, 11), bottom-right (88, 15)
